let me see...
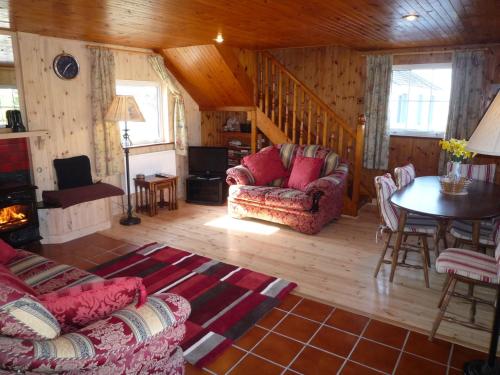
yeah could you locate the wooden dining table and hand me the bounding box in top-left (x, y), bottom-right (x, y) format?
top-left (389, 176), bottom-right (500, 282)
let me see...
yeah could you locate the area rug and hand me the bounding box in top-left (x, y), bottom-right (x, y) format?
top-left (91, 243), bottom-right (297, 367)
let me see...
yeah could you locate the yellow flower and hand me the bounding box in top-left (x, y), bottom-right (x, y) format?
top-left (440, 138), bottom-right (474, 162)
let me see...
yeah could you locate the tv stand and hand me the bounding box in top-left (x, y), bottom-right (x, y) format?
top-left (186, 175), bottom-right (227, 205)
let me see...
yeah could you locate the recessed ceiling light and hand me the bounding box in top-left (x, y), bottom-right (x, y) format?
top-left (403, 14), bottom-right (419, 21)
top-left (214, 33), bottom-right (224, 43)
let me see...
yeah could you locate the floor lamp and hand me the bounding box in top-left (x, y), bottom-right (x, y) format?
top-left (464, 91), bottom-right (500, 375)
top-left (105, 95), bottom-right (145, 226)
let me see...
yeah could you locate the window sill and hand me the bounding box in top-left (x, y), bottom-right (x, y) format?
top-left (390, 131), bottom-right (444, 139)
top-left (128, 142), bottom-right (175, 156)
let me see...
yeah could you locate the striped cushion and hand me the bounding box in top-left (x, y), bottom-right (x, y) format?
top-left (405, 214), bottom-right (438, 235)
top-left (394, 163), bottom-right (416, 189)
top-left (446, 162), bottom-right (496, 183)
top-left (374, 173), bottom-right (400, 231)
top-left (278, 144), bottom-right (298, 170)
top-left (450, 219), bottom-right (498, 246)
top-left (436, 248), bottom-right (498, 284)
top-left (0, 281), bottom-right (61, 340)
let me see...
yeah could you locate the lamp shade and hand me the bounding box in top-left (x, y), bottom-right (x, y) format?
top-left (466, 92), bottom-right (500, 156)
top-left (104, 95), bottom-right (145, 123)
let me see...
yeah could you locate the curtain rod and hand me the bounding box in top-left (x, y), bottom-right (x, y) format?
top-left (86, 44), bottom-right (156, 56)
top-left (360, 46), bottom-right (493, 57)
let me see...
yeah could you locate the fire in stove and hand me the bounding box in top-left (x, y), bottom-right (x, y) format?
top-left (0, 205), bottom-right (28, 231)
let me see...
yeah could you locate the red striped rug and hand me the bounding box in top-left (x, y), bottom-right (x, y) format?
top-left (91, 243), bottom-right (297, 367)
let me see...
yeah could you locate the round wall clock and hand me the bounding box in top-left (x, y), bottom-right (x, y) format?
top-left (53, 53), bottom-right (79, 80)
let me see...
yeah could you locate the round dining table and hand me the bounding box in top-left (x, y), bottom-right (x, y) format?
top-left (390, 176), bottom-right (500, 259)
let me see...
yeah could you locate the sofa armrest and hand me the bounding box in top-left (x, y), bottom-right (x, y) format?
top-left (226, 165), bottom-right (255, 186)
top-left (305, 162), bottom-right (349, 197)
top-left (0, 293), bottom-right (190, 373)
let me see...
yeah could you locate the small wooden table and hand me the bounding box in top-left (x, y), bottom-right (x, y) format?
top-left (134, 175), bottom-right (178, 216)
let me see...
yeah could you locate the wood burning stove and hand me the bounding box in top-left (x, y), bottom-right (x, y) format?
top-left (0, 183), bottom-right (40, 246)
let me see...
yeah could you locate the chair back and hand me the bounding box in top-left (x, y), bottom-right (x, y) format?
top-left (374, 173), bottom-right (400, 232)
top-left (394, 163), bottom-right (416, 189)
top-left (446, 162), bottom-right (496, 183)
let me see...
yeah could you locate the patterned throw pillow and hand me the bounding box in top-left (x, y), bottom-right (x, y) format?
top-left (288, 156), bottom-right (324, 191)
top-left (38, 277), bottom-right (147, 333)
top-left (242, 146), bottom-right (288, 186)
top-left (0, 278), bottom-right (61, 340)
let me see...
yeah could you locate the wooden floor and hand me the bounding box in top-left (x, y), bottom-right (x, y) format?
top-left (101, 201), bottom-right (495, 354)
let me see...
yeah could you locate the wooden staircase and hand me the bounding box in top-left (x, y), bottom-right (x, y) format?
top-left (249, 52), bottom-right (365, 216)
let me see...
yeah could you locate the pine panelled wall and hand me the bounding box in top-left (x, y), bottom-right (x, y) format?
top-left (270, 45), bottom-right (500, 197)
top-left (201, 111), bottom-right (247, 147)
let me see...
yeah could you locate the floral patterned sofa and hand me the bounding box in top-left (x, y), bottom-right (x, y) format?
top-left (226, 144), bottom-right (348, 234)
top-left (0, 248), bottom-right (190, 374)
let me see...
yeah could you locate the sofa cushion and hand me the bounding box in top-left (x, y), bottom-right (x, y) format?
top-left (288, 156), bottom-right (323, 191)
top-left (0, 239), bottom-right (17, 265)
top-left (296, 145), bottom-right (339, 177)
top-left (0, 279), bottom-right (61, 340)
top-left (53, 155), bottom-right (93, 190)
top-left (229, 185), bottom-right (313, 211)
top-left (39, 277), bottom-right (148, 333)
top-left (264, 188), bottom-right (313, 211)
top-left (0, 264), bottom-right (36, 295)
top-left (242, 146), bottom-right (288, 186)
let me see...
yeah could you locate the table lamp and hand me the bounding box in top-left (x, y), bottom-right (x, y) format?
top-left (105, 95), bottom-right (145, 226)
top-left (464, 91), bottom-right (500, 375)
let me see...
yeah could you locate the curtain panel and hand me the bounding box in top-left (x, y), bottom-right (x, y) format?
top-left (90, 47), bottom-right (124, 177)
top-left (363, 55), bottom-right (393, 170)
top-left (439, 50), bottom-right (487, 173)
top-left (148, 55), bottom-right (188, 156)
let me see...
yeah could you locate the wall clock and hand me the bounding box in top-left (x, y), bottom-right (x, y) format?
top-left (53, 53), bottom-right (79, 80)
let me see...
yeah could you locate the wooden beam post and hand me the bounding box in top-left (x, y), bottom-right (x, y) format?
top-left (351, 114), bottom-right (366, 216)
top-left (250, 110), bottom-right (257, 153)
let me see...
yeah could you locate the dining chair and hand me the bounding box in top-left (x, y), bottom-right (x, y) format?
top-left (373, 173), bottom-right (438, 288)
top-left (394, 163), bottom-right (416, 190)
top-left (429, 241), bottom-right (500, 340)
top-left (446, 163), bottom-right (498, 251)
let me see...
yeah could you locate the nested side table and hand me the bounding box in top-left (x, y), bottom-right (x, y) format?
top-left (134, 175), bottom-right (178, 216)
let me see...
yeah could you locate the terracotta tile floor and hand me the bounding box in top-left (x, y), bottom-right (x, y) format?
top-left (30, 233), bottom-right (488, 375)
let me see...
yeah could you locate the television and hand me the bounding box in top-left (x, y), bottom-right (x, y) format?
top-left (188, 146), bottom-right (228, 177)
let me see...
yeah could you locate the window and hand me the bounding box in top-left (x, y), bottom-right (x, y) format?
top-left (0, 87), bottom-right (19, 126)
top-left (116, 80), bottom-right (168, 146)
top-left (388, 63), bottom-right (452, 138)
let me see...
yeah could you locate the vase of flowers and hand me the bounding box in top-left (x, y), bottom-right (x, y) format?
top-left (439, 138), bottom-right (474, 181)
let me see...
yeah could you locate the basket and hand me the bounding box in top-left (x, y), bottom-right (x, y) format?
top-left (439, 176), bottom-right (470, 195)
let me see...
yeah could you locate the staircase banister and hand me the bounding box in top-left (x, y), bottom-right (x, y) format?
top-left (261, 51), bottom-right (356, 139)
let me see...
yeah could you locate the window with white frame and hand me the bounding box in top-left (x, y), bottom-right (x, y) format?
top-left (388, 63), bottom-right (452, 138)
top-left (116, 80), bottom-right (168, 146)
top-left (0, 87), bottom-right (19, 126)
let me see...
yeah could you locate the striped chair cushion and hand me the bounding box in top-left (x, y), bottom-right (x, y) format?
top-left (374, 173), bottom-right (400, 231)
top-left (0, 281), bottom-right (61, 340)
top-left (394, 163), bottom-right (416, 189)
top-left (436, 248), bottom-right (498, 284)
top-left (450, 219), bottom-right (498, 246)
top-left (446, 162), bottom-right (496, 183)
top-left (405, 214), bottom-right (438, 235)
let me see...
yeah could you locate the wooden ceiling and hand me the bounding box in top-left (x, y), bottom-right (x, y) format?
top-left (4, 0), bottom-right (500, 50)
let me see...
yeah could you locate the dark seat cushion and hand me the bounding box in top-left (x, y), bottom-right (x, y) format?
top-left (53, 156), bottom-right (93, 190)
top-left (42, 183), bottom-right (124, 209)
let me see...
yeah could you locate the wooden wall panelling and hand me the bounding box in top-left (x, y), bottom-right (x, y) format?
top-left (201, 111), bottom-right (247, 146)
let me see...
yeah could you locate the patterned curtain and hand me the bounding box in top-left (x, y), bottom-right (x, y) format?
top-left (148, 55), bottom-right (188, 156)
top-left (439, 50), bottom-right (487, 173)
top-left (363, 55), bottom-right (393, 170)
top-left (90, 47), bottom-right (123, 177)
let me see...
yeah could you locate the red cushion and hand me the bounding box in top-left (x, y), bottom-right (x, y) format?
top-left (0, 264), bottom-right (36, 295)
top-left (38, 276), bottom-right (147, 333)
top-left (0, 239), bottom-right (17, 264)
top-left (242, 147), bottom-right (288, 186)
top-left (287, 156), bottom-right (323, 191)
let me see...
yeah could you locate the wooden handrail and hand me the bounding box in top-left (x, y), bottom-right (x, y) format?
top-left (260, 51), bottom-right (356, 139)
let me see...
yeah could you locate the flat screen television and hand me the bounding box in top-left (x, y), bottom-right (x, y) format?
top-left (188, 146), bottom-right (228, 177)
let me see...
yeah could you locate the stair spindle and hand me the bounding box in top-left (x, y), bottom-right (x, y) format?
top-left (264, 56), bottom-right (269, 116)
top-left (299, 90), bottom-right (305, 145)
top-left (271, 63), bottom-right (276, 124)
top-left (278, 70), bottom-right (283, 131)
top-left (284, 78), bottom-right (289, 138)
top-left (258, 53), bottom-right (263, 111)
top-left (307, 97), bottom-right (312, 145)
top-left (315, 103), bottom-right (321, 145)
top-left (322, 111), bottom-right (328, 146)
top-left (338, 125), bottom-right (344, 156)
top-left (292, 82), bottom-right (297, 144)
